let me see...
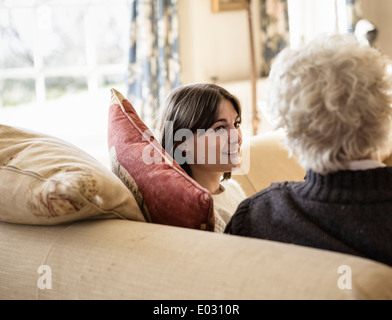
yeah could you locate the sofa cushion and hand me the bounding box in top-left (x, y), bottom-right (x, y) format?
top-left (0, 124), bottom-right (145, 225)
top-left (232, 131), bottom-right (306, 197)
top-left (107, 88), bottom-right (214, 231)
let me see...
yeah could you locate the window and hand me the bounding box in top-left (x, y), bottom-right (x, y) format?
top-left (0, 0), bottom-right (130, 107)
top-left (0, 0), bottom-right (130, 166)
top-left (287, 0), bottom-right (352, 49)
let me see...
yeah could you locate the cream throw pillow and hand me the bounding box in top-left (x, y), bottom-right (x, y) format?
top-left (0, 124), bottom-right (145, 225)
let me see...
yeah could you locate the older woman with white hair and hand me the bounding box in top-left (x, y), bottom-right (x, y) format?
top-left (225, 33), bottom-right (392, 267)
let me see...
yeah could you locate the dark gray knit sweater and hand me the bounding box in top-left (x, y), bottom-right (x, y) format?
top-left (225, 168), bottom-right (392, 267)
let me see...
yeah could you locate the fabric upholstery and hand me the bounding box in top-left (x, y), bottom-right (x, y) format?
top-left (1, 219), bottom-right (391, 300)
top-left (0, 124), bottom-right (144, 225)
top-left (107, 88), bottom-right (214, 231)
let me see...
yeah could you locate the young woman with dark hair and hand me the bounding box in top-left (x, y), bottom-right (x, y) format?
top-left (159, 83), bottom-right (246, 233)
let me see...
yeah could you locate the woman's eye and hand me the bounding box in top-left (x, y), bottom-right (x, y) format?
top-left (234, 122), bottom-right (241, 128)
top-left (214, 125), bottom-right (225, 132)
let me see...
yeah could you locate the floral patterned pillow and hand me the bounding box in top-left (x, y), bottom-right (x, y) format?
top-left (108, 88), bottom-right (214, 231)
top-left (0, 124), bottom-right (145, 225)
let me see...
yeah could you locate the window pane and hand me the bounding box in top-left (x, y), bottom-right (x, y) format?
top-left (42, 6), bottom-right (86, 67)
top-left (45, 76), bottom-right (87, 100)
top-left (100, 74), bottom-right (125, 88)
top-left (93, 5), bottom-right (129, 65)
top-left (2, 78), bottom-right (35, 106)
top-left (0, 0), bottom-right (129, 108)
top-left (0, 7), bottom-right (34, 68)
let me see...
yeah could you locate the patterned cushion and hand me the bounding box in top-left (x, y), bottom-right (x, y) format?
top-left (108, 88), bottom-right (214, 231)
top-left (0, 124), bottom-right (145, 225)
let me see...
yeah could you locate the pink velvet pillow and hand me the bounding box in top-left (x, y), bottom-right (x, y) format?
top-left (108, 88), bottom-right (214, 231)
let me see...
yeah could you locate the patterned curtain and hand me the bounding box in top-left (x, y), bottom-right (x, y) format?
top-left (259, 0), bottom-right (290, 77)
top-left (345, 0), bottom-right (362, 33)
top-left (127, 0), bottom-right (180, 127)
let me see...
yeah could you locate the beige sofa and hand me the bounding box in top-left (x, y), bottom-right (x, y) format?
top-left (1, 131), bottom-right (392, 300)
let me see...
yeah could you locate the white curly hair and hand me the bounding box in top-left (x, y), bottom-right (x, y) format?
top-left (266, 33), bottom-right (392, 174)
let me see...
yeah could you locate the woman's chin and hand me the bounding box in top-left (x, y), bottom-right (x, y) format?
top-left (228, 159), bottom-right (242, 171)
top-left (229, 153), bottom-right (241, 166)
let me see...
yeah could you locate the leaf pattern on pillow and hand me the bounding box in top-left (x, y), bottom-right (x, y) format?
top-left (77, 174), bottom-right (98, 202)
top-left (33, 173), bottom-right (98, 219)
top-left (46, 191), bottom-right (84, 217)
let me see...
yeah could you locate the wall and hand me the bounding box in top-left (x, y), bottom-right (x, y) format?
top-left (361, 0), bottom-right (392, 58)
top-left (178, 0), bottom-right (261, 84)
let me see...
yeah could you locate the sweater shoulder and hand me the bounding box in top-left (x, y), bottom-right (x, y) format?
top-left (224, 181), bottom-right (297, 234)
top-left (251, 181), bottom-right (295, 199)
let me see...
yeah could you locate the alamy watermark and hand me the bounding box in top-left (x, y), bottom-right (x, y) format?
top-left (337, 265), bottom-right (352, 290)
top-left (36, 264), bottom-right (353, 291)
top-left (37, 265), bottom-right (52, 290)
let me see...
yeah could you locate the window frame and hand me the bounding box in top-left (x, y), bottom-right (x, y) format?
top-left (0, 0), bottom-right (129, 106)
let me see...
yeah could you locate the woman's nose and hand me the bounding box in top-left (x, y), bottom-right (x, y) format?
top-left (228, 127), bottom-right (242, 145)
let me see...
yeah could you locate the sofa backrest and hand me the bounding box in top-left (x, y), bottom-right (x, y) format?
top-left (1, 219), bottom-right (391, 300)
top-left (233, 131), bottom-right (306, 197)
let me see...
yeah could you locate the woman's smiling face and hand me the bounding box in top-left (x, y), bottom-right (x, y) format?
top-left (189, 99), bottom-right (242, 175)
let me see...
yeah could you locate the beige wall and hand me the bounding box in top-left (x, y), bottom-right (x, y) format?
top-left (178, 0), bottom-right (261, 84)
top-left (361, 0), bottom-right (392, 58)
